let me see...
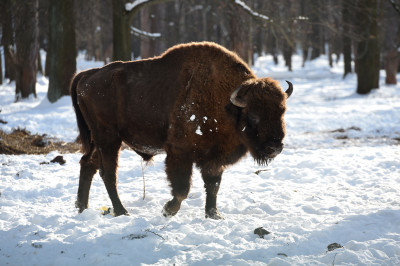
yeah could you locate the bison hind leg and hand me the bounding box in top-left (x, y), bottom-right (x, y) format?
top-left (98, 139), bottom-right (129, 217)
top-left (76, 145), bottom-right (99, 213)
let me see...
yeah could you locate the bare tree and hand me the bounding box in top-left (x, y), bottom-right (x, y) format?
top-left (112, 0), bottom-right (174, 61)
top-left (140, 5), bottom-right (159, 58)
top-left (355, 0), bottom-right (380, 94)
top-left (1, 0), bottom-right (15, 81)
top-left (342, 0), bottom-right (353, 78)
top-left (0, 47), bottom-right (2, 84)
top-left (14, 0), bottom-right (39, 101)
top-left (383, 0), bottom-right (400, 84)
top-left (47, 0), bottom-right (76, 103)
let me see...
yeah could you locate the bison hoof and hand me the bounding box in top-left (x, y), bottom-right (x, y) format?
top-left (162, 198), bottom-right (181, 217)
top-left (113, 207), bottom-right (129, 217)
top-left (205, 208), bottom-right (224, 220)
top-left (75, 200), bottom-right (88, 213)
top-left (162, 208), bottom-right (177, 218)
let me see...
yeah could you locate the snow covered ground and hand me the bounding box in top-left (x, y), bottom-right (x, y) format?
top-left (1, 52), bottom-right (400, 265)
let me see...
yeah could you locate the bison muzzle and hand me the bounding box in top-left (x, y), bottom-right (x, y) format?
top-left (70, 42), bottom-right (293, 219)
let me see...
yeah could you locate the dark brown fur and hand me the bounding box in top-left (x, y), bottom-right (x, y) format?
top-left (70, 42), bottom-right (292, 219)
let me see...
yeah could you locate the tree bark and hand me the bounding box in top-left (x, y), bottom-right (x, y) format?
top-left (384, 50), bottom-right (398, 84)
top-left (1, 0), bottom-right (15, 81)
top-left (383, 0), bottom-right (399, 84)
top-left (113, 0), bottom-right (132, 61)
top-left (342, 1), bottom-right (353, 78)
top-left (0, 48), bottom-right (2, 84)
top-left (309, 0), bottom-right (322, 60)
top-left (14, 0), bottom-right (39, 101)
top-left (37, 51), bottom-right (43, 75)
top-left (47, 0), bottom-right (77, 103)
top-left (140, 5), bottom-right (157, 59)
top-left (228, 4), bottom-right (252, 65)
top-left (356, 0), bottom-right (380, 94)
top-left (112, 0), bottom-right (174, 61)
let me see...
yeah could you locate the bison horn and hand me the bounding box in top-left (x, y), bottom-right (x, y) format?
top-left (285, 80), bottom-right (293, 98)
top-left (230, 86), bottom-right (247, 108)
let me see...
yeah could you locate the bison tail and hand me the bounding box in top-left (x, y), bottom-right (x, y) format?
top-left (70, 72), bottom-right (92, 155)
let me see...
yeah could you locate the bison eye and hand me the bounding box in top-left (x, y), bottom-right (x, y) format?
top-left (235, 63), bottom-right (250, 76)
top-left (248, 112), bottom-right (260, 127)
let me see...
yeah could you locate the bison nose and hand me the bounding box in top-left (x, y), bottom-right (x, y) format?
top-left (266, 140), bottom-right (284, 153)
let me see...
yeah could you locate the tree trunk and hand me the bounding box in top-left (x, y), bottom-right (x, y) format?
top-left (356, 0), bottom-right (380, 94)
top-left (342, 1), bottom-right (353, 78)
top-left (309, 0), bottom-right (322, 60)
top-left (0, 49), bottom-right (2, 84)
top-left (113, 0), bottom-right (132, 61)
top-left (228, 4), bottom-right (252, 65)
top-left (47, 0), bottom-right (77, 103)
top-left (14, 0), bottom-right (39, 101)
top-left (37, 51), bottom-right (43, 75)
top-left (282, 0), bottom-right (295, 71)
top-left (384, 50), bottom-right (398, 84)
top-left (1, 0), bottom-right (16, 81)
top-left (140, 5), bottom-right (157, 59)
top-left (112, 0), bottom-right (174, 61)
top-left (383, 0), bottom-right (399, 84)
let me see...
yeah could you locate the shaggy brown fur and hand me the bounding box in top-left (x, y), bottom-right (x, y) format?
top-left (70, 41), bottom-right (293, 219)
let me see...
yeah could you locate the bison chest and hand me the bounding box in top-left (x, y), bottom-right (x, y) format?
top-left (168, 116), bottom-right (246, 166)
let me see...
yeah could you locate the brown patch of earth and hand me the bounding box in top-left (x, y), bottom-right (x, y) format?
top-left (0, 128), bottom-right (81, 155)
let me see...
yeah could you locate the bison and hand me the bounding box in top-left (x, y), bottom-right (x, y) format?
top-left (70, 41), bottom-right (293, 219)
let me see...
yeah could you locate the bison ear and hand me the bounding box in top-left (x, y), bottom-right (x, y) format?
top-left (285, 80), bottom-right (293, 98)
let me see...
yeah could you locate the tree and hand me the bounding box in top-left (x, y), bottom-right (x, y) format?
top-left (140, 5), bottom-right (159, 58)
top-left (383, 0), bottom-right (400, 84)
top-left (1, 0), bottom-right (15, 81)
top-left (0, 48), bottom-right (2, 84)
top-left (14, 0), bottom-right (39, 101)
top-left (308, 0), bottom-right (323, 60)
top-left (113, 0), bottom-right (132, 61)
top-left (280, 0), bottom-right (296, 71)
top-left (112, 0), bottom-right (174, 61)
top-left (342, 0), bottom-right (353, 78)
top-left (47, 0), bottom-right (77, 103)
top-left (355, 0), bottom-right (380, 94)
top-left (226, 1), bottom-right (253, 65)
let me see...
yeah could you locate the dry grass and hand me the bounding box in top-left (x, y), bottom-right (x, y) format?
top-left (0, 128), bottom-right (81, 155)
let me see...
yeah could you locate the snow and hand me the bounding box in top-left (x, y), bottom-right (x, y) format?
top-left (125, 0), bottom-right (149, 12)
top-left (234, 0), bottom-right (270, 21)
top-left (195, 126), bottom-right (203, 135)
top-left (1, 53), bottom-right (400, 265)
top-left (131, 26), bottom-right (161, 39)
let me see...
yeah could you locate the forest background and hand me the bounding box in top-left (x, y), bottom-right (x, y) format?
top-left (0, 0), bottom-right (399, 103)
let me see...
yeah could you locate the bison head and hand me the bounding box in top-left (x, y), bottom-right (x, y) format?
top-left (227, 78), bottom-right (293, 165)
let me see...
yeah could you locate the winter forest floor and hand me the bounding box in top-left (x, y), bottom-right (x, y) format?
top-left (1, 53), bottom-right (400, 265)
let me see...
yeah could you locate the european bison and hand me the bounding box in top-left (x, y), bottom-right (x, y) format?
top-left (70, 41), bottom-right (293, 219)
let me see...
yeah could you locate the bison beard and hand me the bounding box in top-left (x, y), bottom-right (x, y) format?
top-left (70, 42), bottom-right (293, 219)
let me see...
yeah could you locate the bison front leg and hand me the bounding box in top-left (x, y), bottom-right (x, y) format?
top-left (76, 148), bottom-right (99, 213)
top-left (201, 167), bottom-right (224, 220)
top-left (163, 152), bottom-right (193, 217)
